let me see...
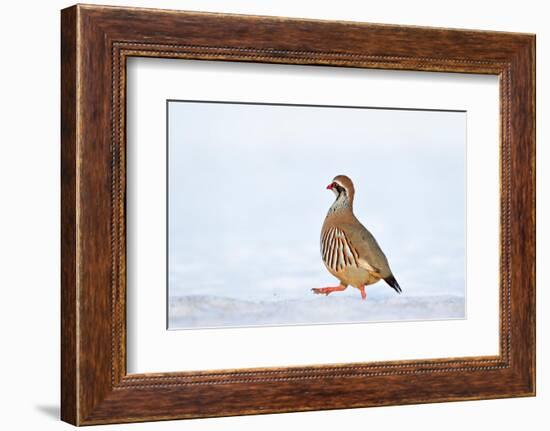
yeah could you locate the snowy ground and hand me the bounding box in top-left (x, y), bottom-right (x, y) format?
top-left (168, 294), bottom-right (465, 329)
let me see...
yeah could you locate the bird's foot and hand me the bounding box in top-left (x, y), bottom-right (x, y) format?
top-left (358, 285), bottom-right (366, 300)
top-left (311, 285), bottom-right (347, 296)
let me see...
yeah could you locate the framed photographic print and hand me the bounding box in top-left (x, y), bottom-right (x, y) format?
top-left (61, 4), bottom-right (536, 425)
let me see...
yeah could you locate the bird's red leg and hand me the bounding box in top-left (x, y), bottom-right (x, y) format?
top-left (358, 285), bottom-right (367, 300)
top-left (311, 285), bottom-right (347, 296)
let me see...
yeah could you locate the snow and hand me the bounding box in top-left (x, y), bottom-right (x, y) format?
top-left (168, 294), bottom-right (465, 329)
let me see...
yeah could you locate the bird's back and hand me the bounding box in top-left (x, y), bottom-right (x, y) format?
top-left (339, 216), bottom-right (392, 278)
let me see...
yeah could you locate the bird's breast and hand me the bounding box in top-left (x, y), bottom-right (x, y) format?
top-left (320, 226), bottom-right (360, 274)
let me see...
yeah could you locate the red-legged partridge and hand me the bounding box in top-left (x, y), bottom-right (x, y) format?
top-left (312, 175), bottom-right (402, 300)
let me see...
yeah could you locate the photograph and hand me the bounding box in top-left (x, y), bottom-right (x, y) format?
top-left (167, 100), bottom-right (466, 329)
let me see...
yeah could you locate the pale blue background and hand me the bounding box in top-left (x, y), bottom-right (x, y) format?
top-left (167, 101), bottom-right (466, 327)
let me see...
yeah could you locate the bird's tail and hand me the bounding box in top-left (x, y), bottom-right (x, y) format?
top-left (384, 274), bottom-right (402, 294)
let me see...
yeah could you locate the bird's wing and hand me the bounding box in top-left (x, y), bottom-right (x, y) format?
top-left (338, 222), bottom-right (392, 278)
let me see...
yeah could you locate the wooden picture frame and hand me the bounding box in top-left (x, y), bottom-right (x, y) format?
top-left (61, 4), bottom-right (535, 425)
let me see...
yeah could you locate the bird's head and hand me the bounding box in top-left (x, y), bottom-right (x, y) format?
top-left (326, 175), bottom-right (355, 203)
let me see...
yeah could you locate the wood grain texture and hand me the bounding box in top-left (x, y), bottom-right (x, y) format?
top-left (60, 4), bottom-right (536, 425)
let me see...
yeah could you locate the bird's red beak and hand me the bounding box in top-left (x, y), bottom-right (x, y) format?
top-left (326, 183), bottom-right (334, 190)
